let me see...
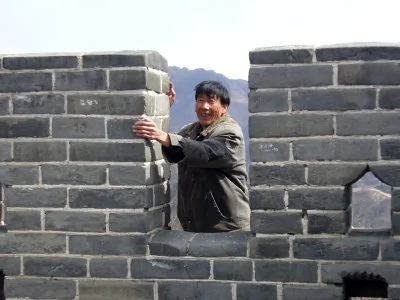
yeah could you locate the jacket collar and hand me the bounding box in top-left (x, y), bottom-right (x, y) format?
top-left (197, 113), bottom-right (231, 137)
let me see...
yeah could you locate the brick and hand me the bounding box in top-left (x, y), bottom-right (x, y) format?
top-left (69, 188), bottom-right (151, 209)
top-left (0, 233), bottom-right (65, 254)
top-left (393, 213), bottom-right (400, 235)
top-left (255, 261), bottom-right (317, 282)
top-left (321, 262), bottom-right (400, 284)
top-left (370, 163), bottom-right (400, 186)
top-left (70, 141), bottom-right (161, 162)
top-left (0, 142), bottom-right (11, 162)
top-left (5, 187), bottom-right (66, 208)
top-left (0, 95), bottom-right (9, 115)
top-left (249, 237), bottom-right (290, 259)
top-left (0, 166), bottom-right (38, 185)
top-left (250, 164), bottom-right (305, 186)
top-left (283, 285), bottom-right (343, 300)
top-left (109, 209), bottom-right (163, 233)
top-left (131, 258), bottom-right (209, 279)
top-left (381, 139), bottom-right (400, 160)
top-left (251, 212), bottom-right (302, 234)
top-left (52, 117), bottom-right (105, 138)
top-left (308, 211), bottom-right (347, 234)
top-left (380, 87), bottom-right (400, 109)
top-left (90, 258), bottom-right (128, 278)
top-left (0, 256), bottom-right (20, 275)
top-left (158, 282), bottom-right (232, 300)
top-left (78, 280), bottom-right (153, 300)
top-left (5, 278), bottom-right (76, 299)
top-left (55, 70), bottom-right (106, 91)
top-left (42, 165), bottom-right (106, 185)
top-left (0, 117), bottom-right (49, 137)
top-left (69, 234), bottom-right (146, 255)
top-left (293, 237), bottom-right (379, 260)
top-left (308, 163), bottom-right (367, 185)
top-left (109, 69), bottom-right (162, 92)
top-left (381, 240), bottom-right (400, 260)
top-left (6, 210), bottom-right (41, 230)
top-left (14, 141), bottom-right (67, 162)
top-left (108, 118), bottom-right (162, 140)
top-left (45, 211), bottom-right (106, 232)
top-left (316, 44), bottom-right (400, 61)
top-left (249, 114), bottom-right (333, 138)
top-left (3, 55), bottom-right (78, 69)
top-left (83, 50), bottom-right (168, 71)
top-left (188, 232), bottom-right (250, 257)
top-left (237, 283), bottom-right (277, 300)
top-left (339, 62), bottom-right (400, 85)
top-left (292, 88), bottom-right (376, 111)
top-left (394, 188), bottom-right (400, 211)
top-left (337, 112), bottom-right (400, 135)
top-left (250, 46), bottom-right (314, 64)
top-left (249, 65), bottom-right (333, 89)
top-left (250, 188), bottom-right (285, 210)
top-left (109, 163), bottom-right (165, 185)
top-left (24, 256), bottom-right (86, 277)
top-left (214, 260), bottom-right (252, 281)
top-left (250, 140), bottom-right (290, 162)
top-left (12, 93), bottom-right (64, 115)
top-left (293, 138), bottom-right (378, 161)
top-left (389, 287), bottom-right (400, 300)
top-left (0, 72), bottom-right (52, 92)
top-left (149, 229), bottom-right (196, 256)
top-left (248, 89), bottom-right (288, 112)
top-left (288, 187), bottom-right (348, 210)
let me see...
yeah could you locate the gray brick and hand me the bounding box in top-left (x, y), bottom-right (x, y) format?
top-left (3, 55), bottom-right (78, 69)
top-left (69, 188), bottom-right (151, 209)
top-left (24, 256), bottom-right (86, 277)
top-left (158, 282), bottom-right (232, 300)
top-left (250, 46), bottom-right (314, 64)
top-left (382, 240), bottom-right (400, 260)
top-left (0, 72), bottom-right (52, 92)
top-left (131, 258), bottom-right (209, 279)
top-left (250, 164), bottom-right (305, 186)
top-left (214, 260), bottom-right (252, 281)
top-left (337, 112), bottom-right (400, 135)
top-left (42, 165), bottom-right (106, 185)
top-left (393, 213), bottom-right (400, 235)
top-left (0, 95), bottom-right (9, 115)
top-left (339, 62), bottom-right (400, 85)
top-left (322, 262), bottom-right (400, 284)
top-left (109, 69), bottom-right (162, 92)
top-left (248, 89), bottom-right (288, 112)
top-left (381, 139), bottom-right (400, 160)
top-left (70, 141), bottom-right (161, 162)
top-left (250, 141), bottom-right (290, 162)
top-left (0, 166), bottom-right (38, 185)
top-left (149, 229), bottom-right (196, 256)
top-left (0, 256), bottom-right (20, 275)
top-left (5, 278), bottom-right (76, 299)
top-left (249, 237), bottom-right (290, 259)
top-left (249, 114), bottom-right (333, 138)
top-left (288, 187), bottom-right (349, 210)
top-left (52, 117), bottom-right (105, 138)
top-left (370, 163), bottom-right (400, 186)
top-left (5, 188), bottom-right (66, 208)
top-left (251, 212), bottom-right (302, 234)
top-left (109, 163), bottom-right (164, 185)
top-left (250, 188), bottom-right (285, 210)
top-left (316, 44), bottom-right (400, 61)
top-left (69, 234), bottom-right (146, 255)
top-left (55, 70), bottom-right (107, 91)
top-left (308, 163), bottom-right (367, 185)
top-left (389, 287), bottom-right (400, 300)
top-left (394, 189), bottom-right (400, 211)
top-left (83, 50), bottom-right (168, 71)
top-left (283, 285), bottom-right (343, 300)
top-left (13, 93), bottom-right (65, 114)
top-left (14, 141), bottom-right (67, 162)
top-left (0, 233), bottom-right (66, 254)
top-left (292, 88), bottom-right (376, 111)
top-left (90, 258), bottom-right (128, 278)
top-left (249, 65), bottom-right (333, 89)
top-left (108, 118), bottom-right (162, 140)
top-left (255, 261), bottom-right (317, 282)
top-left (0, 117), bottom-right (49, 137)
top-left (109, 209), bottom-right (163, 233)
top-left (308, 211), bottom-right (347, 234)
top-left (293, 138), bottom-right (378, 161)
top-left (0, 142), bottom-right (11, 162)
top-left (6, 210), bottom-right (41, 230)
top-left (237, 283), bottom-right (277, 300)
top-left (294, 237), bottom-right (379, 260)
top-left (45, 211), bottom-right (106, 232)
top-left (380, 87), bottom-right (400, 109)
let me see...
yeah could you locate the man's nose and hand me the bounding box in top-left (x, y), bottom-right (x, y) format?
top-left (201, 101), bottom-right (210, 109)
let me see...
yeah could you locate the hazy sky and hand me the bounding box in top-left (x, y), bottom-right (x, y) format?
top-left (1, 0), bottom-right (399, 79)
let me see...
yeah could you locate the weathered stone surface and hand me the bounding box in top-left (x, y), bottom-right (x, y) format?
top-left (255, 261), bottom-right (317, 282)
top-left (109, 163), bottom-right (164, 185)
top-left (0, 256), bottom-right (20, 275)
top-left (381, 240), bottom-right (400, 260)
top-left (0, 72), bottom-right (52, 92)
top-left (339, 62), bottom-right (400, 85)
top-left (288, 187), bottom-right (349, 210)
top-left (307, 163), bottom-right (367, 185)
top-left (158, 282), bottom-right (232, 300)
top-left (109, 69), bottom-right (162, 92)
top-left (248, 89), bottom-right (288, 112)
top-left (0, 95), bottom-right (9, 115)
top-left (149, 229), bottom-right (196, 256)
top-left (251, 212), bottom-right (302, 234)
top-left (14, 141), bottom-right (67, 162)
top-left (249, 237), bottom-right (290, 258)
top-left (45, 211), bottom-right (106, 232)
top-left (283, 285), bottom-right (343, 300)
top-left (337, 112), bottom-right (400, 135)
top-left (250, 140), bottom-right (290, 162)
top-left (370, 163), bottom-right (400, 186)
top-left (379, 87), bottom-right (400, 109)
top-left (3, 55), bottom-right (78, 69)
top-left (90, 258), bottom-right (128, 278)
top-left (214, 260), bottom-right (252, 281)
top-left (381, 139), bottom-right (400, 160)
top-left (13, 93), bottom-right (65, 114)
top-left (316, 44), bottom-right (400, 61)
top-left (0, 233), bottom-right (66, 254)
top-left (6, 210), bottom-right (41, 230)
top-left (24, 256), bottom-right (87, 277)
top-left (52, 117), bottom-right (105, 138)
top-left (0, 166), bottom-right (38, 185)
top-left (0, 141), bottom-right (11, 162)
top-left (41, 165), bottom-right (106, 185)
top-left (236, 283), bottom-right (278, 300)
top-left (5, 187), bottom-right (66, 208)
top-left (250, 46), bottom-right (314, 64)
top-left (0, 117), bottom-right (49, 138)
top-left (55, 70), bottom-right (107, 91)
top-left (249, 188), bottom-right (285, 210)
top-left (308, 212), bottom-right (347, 234)
top-left (250, 164), bottom-right (305, 186)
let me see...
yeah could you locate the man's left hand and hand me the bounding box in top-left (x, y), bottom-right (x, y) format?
top-left (132, 118), bottom-right (171, 147)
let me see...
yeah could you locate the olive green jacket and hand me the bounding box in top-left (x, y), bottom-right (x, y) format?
top-left (162, 114), bottom-right (251, 232)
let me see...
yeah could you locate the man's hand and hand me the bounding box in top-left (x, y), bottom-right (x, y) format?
top-left (132, 118), bottom-right (171, 147)
top-left (167, 83), bottom-right (176, 106)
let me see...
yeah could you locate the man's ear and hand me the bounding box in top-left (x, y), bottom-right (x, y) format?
top-left (222, 104), bottom-right (228, 113)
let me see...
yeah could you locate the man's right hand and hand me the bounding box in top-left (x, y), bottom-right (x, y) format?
top-left (167, 83), bottom-right (176, 106)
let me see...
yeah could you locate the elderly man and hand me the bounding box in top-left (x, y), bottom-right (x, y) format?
top-left (132, 80), bottom-right (250, 233)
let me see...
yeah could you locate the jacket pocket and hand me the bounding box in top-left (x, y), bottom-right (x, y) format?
top-left (205, 191), bottom-right (226, 226)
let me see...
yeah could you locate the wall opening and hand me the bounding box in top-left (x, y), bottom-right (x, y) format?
top-left (343, 273), bottom-right (388, 300)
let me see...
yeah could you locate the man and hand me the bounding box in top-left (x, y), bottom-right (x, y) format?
top-left (132, 81), bottom-right (250, 232)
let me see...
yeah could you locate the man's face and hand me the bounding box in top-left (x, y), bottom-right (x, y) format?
top-left (195, 94), bottom-right (228, 128)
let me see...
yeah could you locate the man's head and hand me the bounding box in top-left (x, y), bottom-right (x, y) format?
top-left (194, 81), bottom-right (230, 128)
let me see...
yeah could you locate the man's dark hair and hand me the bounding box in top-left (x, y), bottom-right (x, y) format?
top-left (194, 81), bottom-right (230, 106)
